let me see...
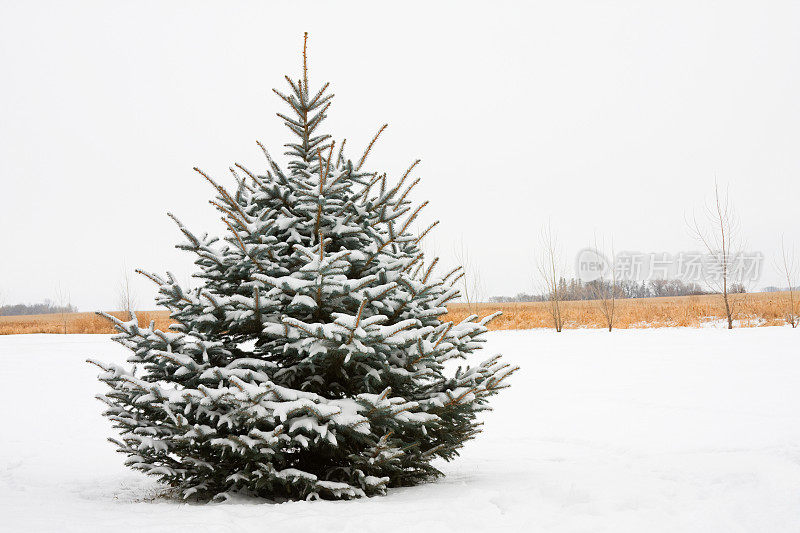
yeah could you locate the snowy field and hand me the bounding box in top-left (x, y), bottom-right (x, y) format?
top-left (2, 328), bottom-right (799, 532)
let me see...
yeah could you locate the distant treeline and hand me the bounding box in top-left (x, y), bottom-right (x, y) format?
top-left (761, 285), bottom-right (800, 292)
top-left (0, 301), bottom-right (78, 316)
top-left (491, 278), bottom-right (746, 303)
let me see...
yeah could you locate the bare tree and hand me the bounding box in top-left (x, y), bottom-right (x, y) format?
top-left (536, 223), bottom-right (565, 332)
top-left (689, 181), bottom-right (743, 329)
top-left (453, 236), bottom-right (485, 314)
top-left (777, 236), bottom-right (798, 328)
top-left (589, 237), bottom-right (617, 332)
top-left (117, 266), bottom-right (137, 321)
top-left (54, 284), bottom-right (71, 334)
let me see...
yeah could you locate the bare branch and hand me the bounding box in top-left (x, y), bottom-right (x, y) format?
top-left (357, 124), bottom-right (388, 170)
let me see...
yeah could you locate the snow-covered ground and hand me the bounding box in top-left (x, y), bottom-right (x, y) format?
top-left (2, 328), bottom-right (799, 532)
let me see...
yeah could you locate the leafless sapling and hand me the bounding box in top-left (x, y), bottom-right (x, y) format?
top-left (54, 284), bottom-right (71, 334)
top-left (689, 181), bottom-right (743, 329)
top-left (777, 236), bottom-right (798, 328)
top-left (589, 237), bottom-right (617, 332)
top-left (536, 223), bottom-right (565, 332)
top-left (453, 236), bottom-right (485, 315)
top-left (117, 266), bottom-right (137, 321)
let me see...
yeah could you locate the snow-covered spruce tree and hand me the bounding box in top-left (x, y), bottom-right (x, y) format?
top-left (89, 35), bottom-right (517, 502)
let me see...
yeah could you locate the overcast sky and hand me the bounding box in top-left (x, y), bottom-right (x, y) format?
top-left (1, 1), bottom-right (799, 310)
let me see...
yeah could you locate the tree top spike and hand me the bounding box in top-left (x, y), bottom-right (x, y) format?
top-left (303, 32), bottom-right (309, 92)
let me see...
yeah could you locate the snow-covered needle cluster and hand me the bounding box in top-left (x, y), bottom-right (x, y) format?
top-left (89, 36), bottom-right (517, 502)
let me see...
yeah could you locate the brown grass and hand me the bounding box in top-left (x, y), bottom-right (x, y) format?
top-left (444, 291), bottom-right (799, 330)
top-left (0, 291), bottom-right (796, 335)
top-left (0, 311), bottom-right (175, 335)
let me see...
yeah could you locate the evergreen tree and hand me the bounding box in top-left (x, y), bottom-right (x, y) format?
top-left (89, 34), bottom-right (517, 502)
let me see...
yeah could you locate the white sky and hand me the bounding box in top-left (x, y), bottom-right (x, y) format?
top-left (1, 1), bottom-right (799, 310)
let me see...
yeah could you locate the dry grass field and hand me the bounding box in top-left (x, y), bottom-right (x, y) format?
top-left (445, 291), bottom-right (799, 330)
top-left (0, 311), bottom-right (174, 336)
top-left (0, 291), bottom-right (796, 335)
